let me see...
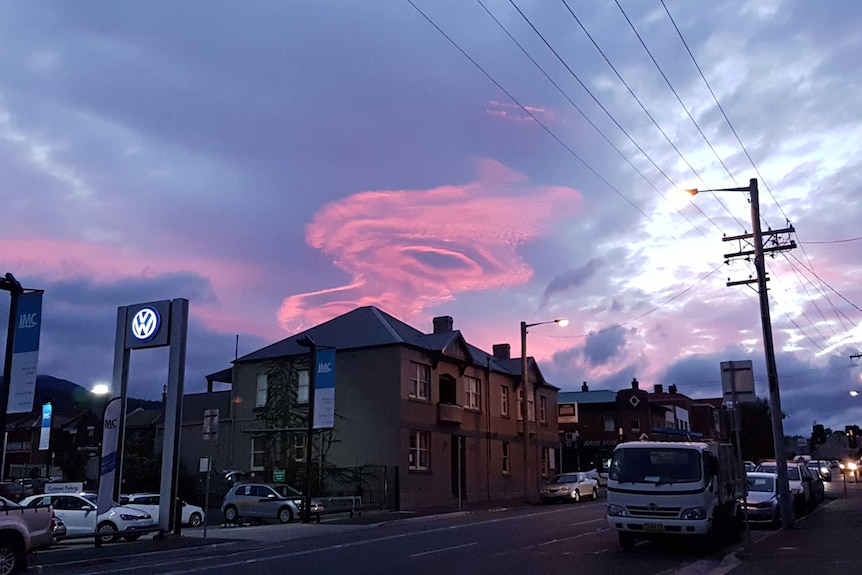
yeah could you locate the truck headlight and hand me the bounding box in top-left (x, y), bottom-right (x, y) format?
top-left (607, 504), bottom-right (628, 517)
top-left (680, 507), bottom-right (706, 520)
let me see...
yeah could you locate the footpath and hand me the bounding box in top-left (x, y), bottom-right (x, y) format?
top-left (726, 475), bottom-right (862, 575)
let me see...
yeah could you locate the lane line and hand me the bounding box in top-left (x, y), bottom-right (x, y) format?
top-left (410, 542), bottom-right (478, 558)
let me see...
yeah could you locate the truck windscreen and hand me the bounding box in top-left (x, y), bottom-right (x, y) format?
top-left (610, 448), bottom-right (703, 484)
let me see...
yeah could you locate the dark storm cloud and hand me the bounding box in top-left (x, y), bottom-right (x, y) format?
top-left (583, 328), bottom-right (628, 367)
top-left (541, 259), bottom-right (603, 308)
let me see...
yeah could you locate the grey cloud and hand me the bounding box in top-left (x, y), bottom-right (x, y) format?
top-left (583, 328), bottom-right (628, 367)
top-left (541, 259), bottom-right (603, 308)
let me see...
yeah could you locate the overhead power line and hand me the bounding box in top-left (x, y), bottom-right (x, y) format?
top-left (474, 0), bottom-right (712, 239)
top-left (406, 0), bottom-right (653, 221)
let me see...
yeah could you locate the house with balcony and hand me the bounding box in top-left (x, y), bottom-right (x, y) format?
top-left (206, 306), bottom-right (560, 511)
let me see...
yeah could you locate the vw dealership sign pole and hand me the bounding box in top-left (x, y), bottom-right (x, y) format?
top-left (98, 298), bottom-right (188, 536)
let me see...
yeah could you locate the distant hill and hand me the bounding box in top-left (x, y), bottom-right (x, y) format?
top-left (0, 375), bottom-right (164, 418)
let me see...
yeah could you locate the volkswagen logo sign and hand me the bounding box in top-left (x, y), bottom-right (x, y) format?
top-left (131, 307), bottom-right (161, 341)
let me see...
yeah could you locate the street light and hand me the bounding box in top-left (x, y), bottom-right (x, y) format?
top-left (520, 318), bottom-right (568, 500)
top-left (685, 178), bottom-right (794, 529)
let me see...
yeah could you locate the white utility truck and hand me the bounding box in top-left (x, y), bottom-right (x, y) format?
top-left (606, 440), bottom-right (745, 549)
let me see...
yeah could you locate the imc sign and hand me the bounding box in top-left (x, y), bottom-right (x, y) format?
top-left (125, 301), bottom-right (171, 349)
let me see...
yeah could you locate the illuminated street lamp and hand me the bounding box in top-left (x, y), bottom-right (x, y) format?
top-left (520, 318), bottom-right (568, 500)
top-left (685, 178), bottom-right (794, 529)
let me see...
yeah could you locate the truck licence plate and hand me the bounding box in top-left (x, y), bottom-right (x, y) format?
top-left (643, 523), bottom-right (664, 532)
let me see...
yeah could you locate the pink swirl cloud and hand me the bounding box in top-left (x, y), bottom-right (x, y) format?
top-left (277, 159), bottom-right (584, 332)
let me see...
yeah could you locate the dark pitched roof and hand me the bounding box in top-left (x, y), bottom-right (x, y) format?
top-left (558, 390), bottom-right (618, 404)
top-left (237, 306), bottom-right (431, 363)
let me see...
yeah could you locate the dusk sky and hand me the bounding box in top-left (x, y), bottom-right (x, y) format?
top-left (1, 1), bottom-right (860, 437)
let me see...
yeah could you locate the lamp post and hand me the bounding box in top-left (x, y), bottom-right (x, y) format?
top-left (685, 178), bottom-right (794, 529)
top-left (520, 318), bottom-right (568, 500)
top-left (297, 335), bottom-right (316, 524)
top-left (0, 273), bottom-right (24, 481)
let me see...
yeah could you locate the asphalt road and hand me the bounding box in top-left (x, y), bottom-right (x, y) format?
top-left (35, 495), bottom-right (773, 575)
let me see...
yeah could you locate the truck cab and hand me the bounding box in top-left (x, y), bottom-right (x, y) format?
top-left (606, 441), bottom-right (744, 549)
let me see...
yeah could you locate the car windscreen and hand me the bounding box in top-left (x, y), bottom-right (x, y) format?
top-left (609, 448), bottom-right (702, 484)
top-left (271, 484), bottom-right (302, 498)
top-left (551, 475), bottom-right (578, 484)
top-left (747, 476), bottom-right (775, 493)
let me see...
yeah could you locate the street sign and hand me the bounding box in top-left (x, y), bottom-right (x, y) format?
top-left (273, 470), bottom-right (286, 482)
top-left (720, 360), bottom-right (756, 404)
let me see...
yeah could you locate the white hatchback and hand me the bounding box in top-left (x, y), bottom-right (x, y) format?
top-left (21, 493), bottom-right (156, 543)
top-left (121, 493), bottom-right (206, 527)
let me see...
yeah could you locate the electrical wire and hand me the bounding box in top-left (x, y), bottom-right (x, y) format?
top-left (406, 0), bottom-right (653, 221)
top-left (555, 0), bottom-right (747, 232)
top-left (475, 0), bottom-right (712, 239)
top-left (533, 262), bottom-right (725, 339)
top-left (802, 237), bottom-right (862, 245)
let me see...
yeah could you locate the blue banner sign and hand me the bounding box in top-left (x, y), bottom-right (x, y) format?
top-left (38, 403), bottom-right (52, 450)
top-left (313, 348), bottom-right (336, 429)
top-left (7, 291), bottom-right (43, 414)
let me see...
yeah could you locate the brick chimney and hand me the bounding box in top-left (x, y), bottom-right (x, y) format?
top-left (492, 343), bottom-right (510, 360)
top-left (631, 377), bottom-right (639, 390)
top-left (581, 382), bottom-right (589, 392)
top-left (654, 384), bottom-right (663, 394)
top-left (669, 384), bottom-right (678, 394)
top-left (433, 316), bottom-right (454, 333)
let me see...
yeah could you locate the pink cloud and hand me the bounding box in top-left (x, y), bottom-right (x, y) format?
top-left (278, 159), bottom-right (584, 332)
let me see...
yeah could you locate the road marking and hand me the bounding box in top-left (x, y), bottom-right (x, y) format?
top-left (568, 518), bottom-right (604, 527)
top-left (410, 542), bottom-right (478, 557)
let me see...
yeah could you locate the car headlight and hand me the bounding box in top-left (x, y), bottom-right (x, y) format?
top-left (120, 514), bottom-right (148, 521)
top-left (820, 467), bottom-right (829, 474)
top-left (607, 504), bottom-right (628, 517)
top-left (680, 507), bottom-right (707, 520)
top-left (849, 463), bottom-right (858, 471)
top-left (558, 486), bottom-right (569, 492)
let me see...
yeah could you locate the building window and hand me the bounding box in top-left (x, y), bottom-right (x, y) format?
top-left (517, 389), bottom-right (523, 421)
top-left (255, 374), bottom-right (268, 408)
top-left (297, 370), bottom-right (309, 404)
top-left (631, 414), bottom-right (640, 431)
top-left (541, 447), bottom-right (549, 476)
top-left (527, 392), bottom-right (535, 422)
top-left (539, 396), bottom-right (547, 423)
top-left (502, 442), bottom-right (510, 475)
top-left (294, 434), bottom-right (306, 462)
top-left (465, 376), bottom-right (481, 411)
top-left (251, 437), bottom-right (265, 471)
top-left (409, 362), bottom-right (431, 400)
top-left (501, 386), bottom-right (510, 417)
top-left (408, 430), bottom-right (430, 470)
top-left (603, 414), bottom-right (615, 432)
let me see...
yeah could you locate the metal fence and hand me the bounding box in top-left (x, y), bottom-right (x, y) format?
top-left (298, 464), bottom-right (399, 511)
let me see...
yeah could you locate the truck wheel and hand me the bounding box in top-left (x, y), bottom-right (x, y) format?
top-left (618, 531), bottom-right (636, 550)
top-left (0, 536), bottom-right (23, 575)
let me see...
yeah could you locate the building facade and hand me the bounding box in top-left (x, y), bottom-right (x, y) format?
top-left (207, 307), bottom-right (560, 511)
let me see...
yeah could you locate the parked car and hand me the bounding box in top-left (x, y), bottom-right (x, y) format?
top-left (744, 461), bottom-right (757, 473)
top-left (0, 495), bottom-right (54, 574)
top-left (807, 460), bottom-right (832, 481)
top-left (539, 472), bottom-right (599, 504)
top-left (755, 460), bottom-right (812, 516)
top-left (583, 468), bottom-right (608, 487)
top-left (743, 472), bottom-right (780, 527)
top-left (120, 494), bottom-right (206, 527)
top-left (20, 493), bottom-right (156, 543)
top-left (0, 482), bottom-right (30, 503)
top-left (222, 483), bottom-right (324, 524)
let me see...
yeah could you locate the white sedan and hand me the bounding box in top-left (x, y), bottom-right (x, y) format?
top-left (121, 493), bottom-right (206, 527)
top-left (21, 493), bottom-right (156, 543)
